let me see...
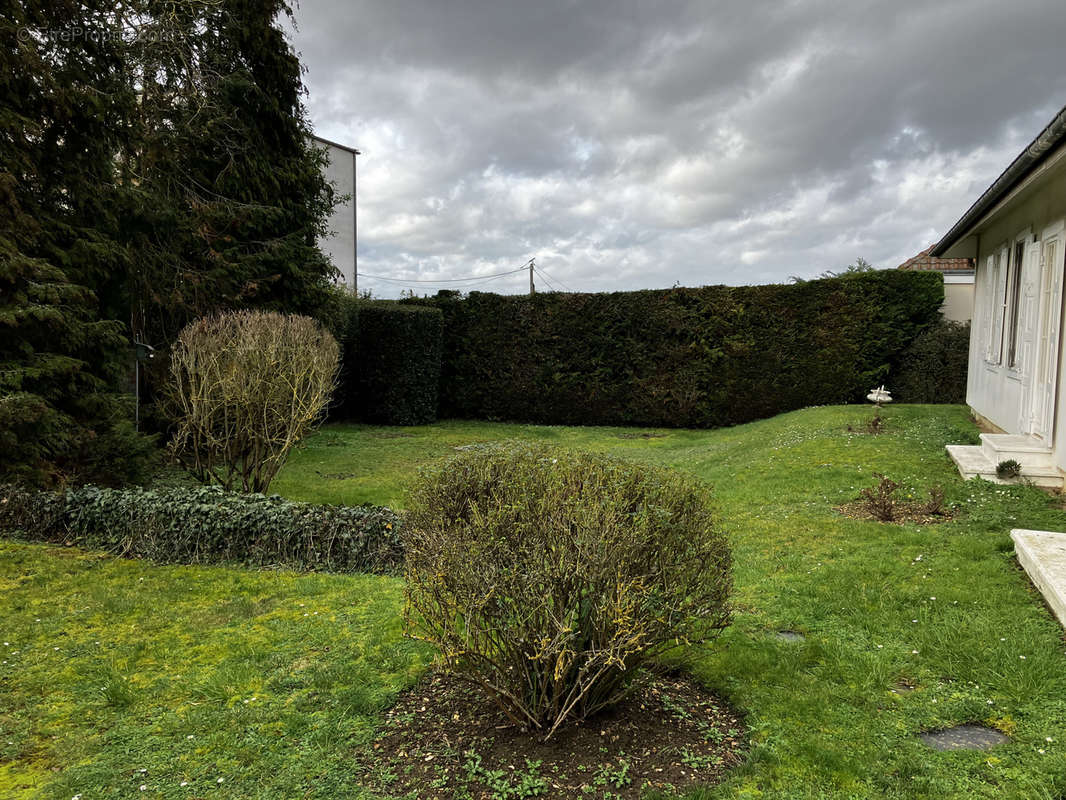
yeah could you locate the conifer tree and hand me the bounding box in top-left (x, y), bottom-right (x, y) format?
top-left (123, 0), bottom-right (337, 347)
top-left (0, 1), bottom-right (153, 485)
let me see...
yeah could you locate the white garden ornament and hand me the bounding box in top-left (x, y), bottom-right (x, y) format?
top-left (867, 385), bottom-right (892, 406)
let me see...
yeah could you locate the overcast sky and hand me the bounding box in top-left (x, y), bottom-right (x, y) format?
top-left (288, 0), bottom-right (1066, 297)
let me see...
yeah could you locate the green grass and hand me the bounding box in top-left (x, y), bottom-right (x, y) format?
top-left (4, 404), bottom-right (1066, 798)
top-left (0, 548), bottom-right (428, 799)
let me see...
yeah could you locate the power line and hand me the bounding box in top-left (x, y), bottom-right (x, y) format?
top-left (358, 261), bottom-right (531, 284)
top-left (358, 271), bottom-right (524, 292)
top-left (532, 265), bottom-right (561, 293)
top-left (357, 268), bottom-right (524, 284)
top-left (533, 264), bottom-right (576, 293)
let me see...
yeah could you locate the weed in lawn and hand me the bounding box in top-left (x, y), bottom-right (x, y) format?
top-left (97, 667), bottom-right (137, 709)
top-left (996, 459), bottom-right (1022, 479)
top-left (593, 757), bottom-right (632, 789)
top-left (463, 751), bottom-right (549, 799)
top-left (678, 748), bottom-right (723, 770)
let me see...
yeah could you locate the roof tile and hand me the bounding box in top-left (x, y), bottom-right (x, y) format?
top-left (897, 246), bottom-right (974, 272)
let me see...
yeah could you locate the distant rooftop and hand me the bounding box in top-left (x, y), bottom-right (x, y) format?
top-left (897, 246), bottom-right (974, 273)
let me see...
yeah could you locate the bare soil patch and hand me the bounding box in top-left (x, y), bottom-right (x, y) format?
top-left (837, 474), bottom-right (955, 525)
top-left (359, 669), bottom-right (746, 799)
top-left (837, 500), bottom-right (954, 525)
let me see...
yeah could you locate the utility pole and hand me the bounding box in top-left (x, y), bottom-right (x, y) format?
top-left (529, 258), bottom-right (535, 295)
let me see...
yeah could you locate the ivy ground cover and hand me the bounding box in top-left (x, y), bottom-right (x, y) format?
top-left (3, 405), bottom-right (1066, 798)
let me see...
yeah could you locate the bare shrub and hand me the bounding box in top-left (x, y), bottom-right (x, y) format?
top-left (857, 473), bottom-right (901, 522)
top-left (402, 442), bottom-right (732, 740)
top-left (846, 411), bottom-right (884, 435)
top-left (166, 311), bottom-right (339, 492)
top-left (866, 412), bottom-right (884, 434)
top-left (921, 485), bottom-right (947, 516)
top-left (843, 476), bottom-right (954, 524)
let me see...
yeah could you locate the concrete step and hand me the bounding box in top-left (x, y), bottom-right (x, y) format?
top-left (980, 433), bottom-right (1056, 469)
top-left (1011, 529), bottom-right (1066, 630)
top-left (946, 444), bottom-right (1064, 489)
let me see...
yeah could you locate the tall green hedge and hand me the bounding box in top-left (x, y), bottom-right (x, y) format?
top-left (355, 302), bottom-right (443, 425)
top-left (326, 298), bottom-right (444, 425)
top-left (317, 290), bottom-right (362, 420)
top-left (891, 319), bottom-right (970, 404)
top-left (407, 271), bottom-right (943, 428)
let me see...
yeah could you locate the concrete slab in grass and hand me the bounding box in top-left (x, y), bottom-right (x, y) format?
top-left (919, 725), bottom-right (1008, 751)
top-left (1011, 528), bottom-right (1066, 630)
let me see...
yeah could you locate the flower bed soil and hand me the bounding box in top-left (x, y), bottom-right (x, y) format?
top-left (359, 669), bottom-right (746, 799)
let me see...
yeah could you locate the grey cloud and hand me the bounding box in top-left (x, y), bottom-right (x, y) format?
top-left (290, 0), bottom-right (1066, 296)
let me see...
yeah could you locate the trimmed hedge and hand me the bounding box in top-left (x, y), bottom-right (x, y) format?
top-left (0, 484), bottom-right (404, 574)
top-left (353, 301), bottom-right (443, 425)
top-left (322, 296), bottom-right (443, 425)
top-left (317, 289), bottom-right (362, 420)
top-left (407, 270), bottom-right (943, 428)
top-left (891, 319), bottom-right (970, 404)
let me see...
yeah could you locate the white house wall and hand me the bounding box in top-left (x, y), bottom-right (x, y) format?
top-left (966, 160), bottom-right (1066, 470)
top-left (942, 277), bottom-right (974, 322)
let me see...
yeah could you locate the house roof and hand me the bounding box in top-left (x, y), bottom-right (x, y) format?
top-left (897, 246), bottom-right (974, 273)
top-left (930, 104), bottom-right (1066, 257)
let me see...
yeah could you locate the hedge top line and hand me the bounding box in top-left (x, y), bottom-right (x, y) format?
top-left (389, 268), bottom-right (943, 303)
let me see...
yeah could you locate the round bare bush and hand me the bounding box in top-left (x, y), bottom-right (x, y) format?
top-left (402, 442), bottom-right (732, 740)
top-left (167, 311), bottom-right (339, 492)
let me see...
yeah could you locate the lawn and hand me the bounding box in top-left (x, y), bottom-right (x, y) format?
top-left (3, 404), bottom-right (1066, 798)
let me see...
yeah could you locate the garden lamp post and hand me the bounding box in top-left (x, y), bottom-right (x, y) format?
top-left (134, 341), bottom-right (155, 431)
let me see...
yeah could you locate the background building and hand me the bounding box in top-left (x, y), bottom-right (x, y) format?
top-left (897, 247), bottom-right (975, 322)
top-left (313, 135), bottom-right (359, 291)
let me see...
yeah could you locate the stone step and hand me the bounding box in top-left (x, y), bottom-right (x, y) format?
top-left (1011, 529), bottom-right (1066, 630)
top-left (946, 444), bottom-right (1064, 489)
top-left (980, 433), bottom-right (1056, 469)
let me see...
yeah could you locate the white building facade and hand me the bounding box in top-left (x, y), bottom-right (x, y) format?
top-left (313, 135), bottom-right (359, 291)
top-left (936, 106), bottom-right (1066, 486)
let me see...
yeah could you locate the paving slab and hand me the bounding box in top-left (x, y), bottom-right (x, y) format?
top-left (1011, 529), bottom-right (1066, 629)
top-left (946, 444), bottom-right (1063, 488)
top-left (919, 725), bottom-right (1009, 751)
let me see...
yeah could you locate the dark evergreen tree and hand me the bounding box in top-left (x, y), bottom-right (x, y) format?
top-left (123, 0), bottom-right (338, 347)
top-left (0, 1), bottom-right (153, 485)
top-left (1, 0), bottom-right (337, 480)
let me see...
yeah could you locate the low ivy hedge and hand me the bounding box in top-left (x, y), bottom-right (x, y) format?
top-left (0, 484), bottom-right (404, 574)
